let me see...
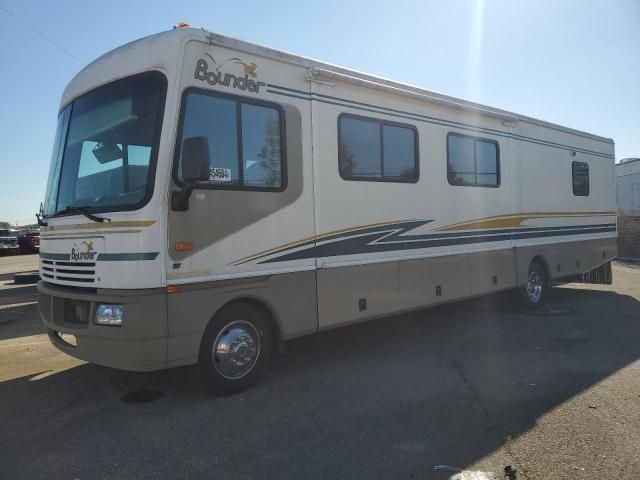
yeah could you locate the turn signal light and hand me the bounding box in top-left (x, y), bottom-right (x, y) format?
top-left (175, 242), bottom-right (193, 251)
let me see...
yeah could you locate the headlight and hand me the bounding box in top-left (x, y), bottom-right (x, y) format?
top-left (95, 304), bottom-right (124, 326)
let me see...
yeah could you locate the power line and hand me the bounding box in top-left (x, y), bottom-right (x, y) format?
top-left (0, 4), bottom-right (84, 65)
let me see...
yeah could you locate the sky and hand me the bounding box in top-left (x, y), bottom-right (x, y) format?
top-left (0, 0), bottom-right (638, 225)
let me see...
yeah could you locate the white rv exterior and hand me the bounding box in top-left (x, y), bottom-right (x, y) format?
top-left (38, 27), bottom-right (617, 391)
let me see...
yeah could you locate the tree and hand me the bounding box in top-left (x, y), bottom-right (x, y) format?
top-left (257, 117), bottom-right (282, 187)
top-left (338, 144), bottom-right (356, 177)
top-left (0, 221), bottom-right (11, 229)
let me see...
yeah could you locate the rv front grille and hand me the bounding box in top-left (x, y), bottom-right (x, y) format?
top-left (40, 259), bottom-right (96, 284)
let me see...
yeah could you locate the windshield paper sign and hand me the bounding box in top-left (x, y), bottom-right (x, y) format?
top-left (209, 167), bottom-right (232, 182)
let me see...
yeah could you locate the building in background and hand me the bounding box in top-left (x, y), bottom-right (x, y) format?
top-left (616, 158), bottom-right (640, 260)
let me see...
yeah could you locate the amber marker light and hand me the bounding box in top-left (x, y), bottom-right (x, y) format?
top-left (175, 242), bottom-right (193, 251)
top-left (166, 285), bottom-right (179, 294)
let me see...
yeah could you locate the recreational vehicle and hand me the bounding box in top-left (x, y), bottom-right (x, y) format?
top-left (38, 26), bottom-right (617, 393)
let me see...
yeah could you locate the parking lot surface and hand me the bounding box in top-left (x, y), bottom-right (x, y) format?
top-left (0, 255), bottom-right (639, 479)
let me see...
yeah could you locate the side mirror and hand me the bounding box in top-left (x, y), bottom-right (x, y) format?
top-left (172, 136), bottom-right (210, 211)
top-left (181, 136), bottom-right (210, 183)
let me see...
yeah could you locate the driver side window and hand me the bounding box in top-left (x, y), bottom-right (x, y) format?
top-left (175, 90), bottom-right (286, 191)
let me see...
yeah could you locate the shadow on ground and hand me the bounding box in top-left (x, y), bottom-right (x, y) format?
top-left (0, 285), bottom-right (638, 479)
top-left (0, 284), bottom-right (37, 303)
top-left (0, 282), bottom-right (40, 338)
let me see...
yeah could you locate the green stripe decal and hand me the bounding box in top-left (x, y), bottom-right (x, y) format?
top-left (97, 252), bottom-right (159, 261)
top-left (40, 253), bottom-right (70, 260)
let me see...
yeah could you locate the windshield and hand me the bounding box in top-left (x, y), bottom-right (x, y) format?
top-left (44, 71), bottom-right (167, 216)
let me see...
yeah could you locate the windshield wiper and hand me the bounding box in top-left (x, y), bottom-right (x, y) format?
top-left (51, 206), bottom-right (110, 223)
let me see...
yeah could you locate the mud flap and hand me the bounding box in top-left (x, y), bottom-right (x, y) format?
top-left (577, 261), bottom-right (613, 285)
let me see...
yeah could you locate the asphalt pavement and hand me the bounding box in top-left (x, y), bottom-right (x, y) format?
top-left (0, 254), bottom-right (639, 479)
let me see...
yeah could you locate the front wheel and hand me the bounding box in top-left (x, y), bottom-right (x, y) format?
top-left (518, 262), bottom-right (547, 309)
top-left (197, 303), bottom-right (274, 394)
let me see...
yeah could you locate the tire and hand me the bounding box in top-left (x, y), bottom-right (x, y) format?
top-left (197, 302), bottom-right (274, 394)
top-left (518, 261), bottom-right (547, 309)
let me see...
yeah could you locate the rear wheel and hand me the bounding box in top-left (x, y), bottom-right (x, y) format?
top-left (519, 261), bottom-right (547, 309)
top-left (197, 303), bottom-right (274, 394)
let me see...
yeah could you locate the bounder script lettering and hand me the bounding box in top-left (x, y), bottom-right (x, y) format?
top-left (195, 59), bottom-right (265, 93)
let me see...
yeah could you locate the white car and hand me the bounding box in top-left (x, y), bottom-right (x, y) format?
top-left (0, 229), bottom-right (19, 256)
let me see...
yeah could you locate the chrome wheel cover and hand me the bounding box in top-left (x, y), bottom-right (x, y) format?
top-left (212, 320), bottom-right (261, 379)
top-left (526, 271), bottom-right (544, 304)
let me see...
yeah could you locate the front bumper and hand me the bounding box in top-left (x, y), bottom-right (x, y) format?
top-left (38, 281), bottom-right (168, 371)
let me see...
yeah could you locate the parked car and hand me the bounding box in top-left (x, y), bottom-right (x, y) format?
top-left (18, 231), bottom-right (40, 254)
top-left (0, 229), bottom-right (19, 256)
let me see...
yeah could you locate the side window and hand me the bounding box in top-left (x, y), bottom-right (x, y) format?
top-left (572, 161), bottom-right (589, 196)
top-left (241, 103), bottom-right (283, 188)
top-left (447, 133), bottom-right (499, 187)
top-left (176, 90), bottom-right (285, 190)
top-left (338, 114), bottom-right (418, 182)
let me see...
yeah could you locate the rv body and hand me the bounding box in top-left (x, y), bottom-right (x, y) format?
top-left (38, 27), bottom-right (617, 382)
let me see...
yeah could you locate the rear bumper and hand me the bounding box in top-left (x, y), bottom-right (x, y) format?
top-left (37, 281), bottom-right (168, 372)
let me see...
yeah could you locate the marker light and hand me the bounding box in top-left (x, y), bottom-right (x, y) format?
top-left (95, 304), bottom-right (124, 326)
top-left (175, 22), bottom-right (191, 28)
top-left (175, 242), bottom-right (193, 251)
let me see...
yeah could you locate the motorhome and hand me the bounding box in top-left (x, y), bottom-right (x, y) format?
top-left (38, 26), bottom-right (617, 393)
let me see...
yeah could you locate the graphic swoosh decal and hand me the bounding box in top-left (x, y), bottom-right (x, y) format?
top-left (232, 213), bottom-right (617, 266)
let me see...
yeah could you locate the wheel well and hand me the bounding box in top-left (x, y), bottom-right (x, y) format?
top-left (531, 255), bottom-right (550, 282)
top-left (216, 297), bottom-right (284, 353)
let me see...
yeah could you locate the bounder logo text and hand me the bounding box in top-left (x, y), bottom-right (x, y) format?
top-left (194, 54), bottom-right (265, 93)
top-left (71, 241), bottom-right (97, 262)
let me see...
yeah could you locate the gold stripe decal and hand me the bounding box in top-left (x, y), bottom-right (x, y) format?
top-left (434, 211), bottom-right (616, 232)
top-left (230, 219), bottom-right (415, 266)
top-left (41, 220), bottom-right (156, 232)
top-left (41, 230), bottom-right (143, 239)
top-left (230, 212), bottom-right (616, 266)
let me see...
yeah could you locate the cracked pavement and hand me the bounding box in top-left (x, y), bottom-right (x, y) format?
top-left (0, 255), bottom-right (639, 479)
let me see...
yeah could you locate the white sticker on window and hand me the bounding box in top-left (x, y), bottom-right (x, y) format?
top-left (209, 167), bottom-right (232, 182)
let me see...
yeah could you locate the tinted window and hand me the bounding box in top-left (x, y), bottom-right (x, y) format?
top-left (383, 125), bottom-right (417, 180)
top-left (241, 104), bottom-right (283, 188)
top-left (339, 115), bottom-right (418, 182)
top-left (448, 135), bottom-right (475, 185)
top-left (176, 91), bottom-right (285, 190)
top-left (178, 94), bottom-right (240, 185)
top-left (447, 133), bottom-right (499, 187)
top-left (339, 117), bottom-right (381, 179)
top-left (572, 161), bottom-right (589, 196)
top-left (476, 140), bottom-right (499, 186)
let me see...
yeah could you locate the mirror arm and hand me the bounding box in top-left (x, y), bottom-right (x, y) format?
top-left (171, 183), bottom-right (194, 212)
top-left (36, 202), bottom-right (48, 226)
